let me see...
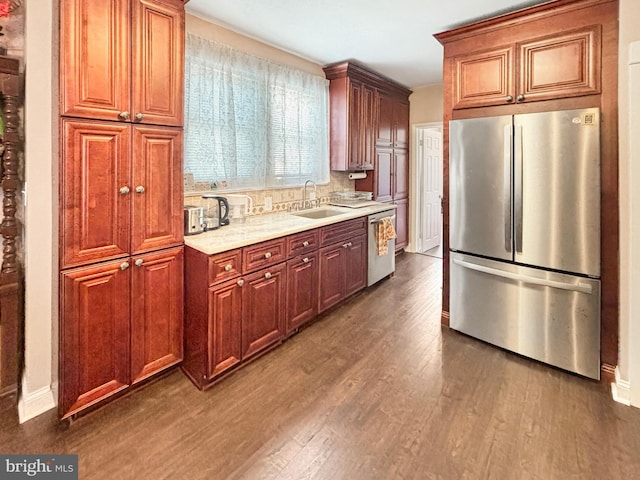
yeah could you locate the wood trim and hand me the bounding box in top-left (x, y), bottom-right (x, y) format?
top-left (441, 310), bottom-right (450, 328)
top-left (434, 0), bottom-right (615, 43)
top-left (323, 61), bottom-right (412, 98)
top-left (0, 56), bottom-right (22, 397)
top-left (601, 363), bottom-right (616, 383)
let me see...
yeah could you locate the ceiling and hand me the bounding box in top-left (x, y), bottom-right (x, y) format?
top-left (185, 0), bottom-right (550, 89)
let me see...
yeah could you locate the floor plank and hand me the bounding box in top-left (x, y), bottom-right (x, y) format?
top-left (1, 253), bottom-right (640, 479)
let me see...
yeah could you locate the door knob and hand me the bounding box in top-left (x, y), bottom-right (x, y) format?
top-left (506, 95), bottom-right (514, 103)
top-left (135, 112), bottom-right (144, 121)
top-left (516, 94), bottom-right (525, 102)
top-left (135, 185), bottom-right (145, 193)
top-left (264, 272), bottom-right (272, 279)
top-left (120, 261), bottom-right (130, 270)
top-left (135, 259), bottom-right (144, 267)
top-left (237, 279), bottom-right (244, 286)
top-left (119, 186), bottom-right (130, 195)
top-left (303, 257), bottom-right (310, 263)
top-left (119, 111), bottom-right (130, 120)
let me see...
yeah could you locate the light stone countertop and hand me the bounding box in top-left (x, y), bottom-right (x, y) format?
top-left (184, 203), bottom-right (396, 255)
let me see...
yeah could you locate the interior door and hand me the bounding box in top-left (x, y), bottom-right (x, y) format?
top-left (420, 128), bottom-right (443, 252)
top-left (449, 115), bottom-right (513, 260)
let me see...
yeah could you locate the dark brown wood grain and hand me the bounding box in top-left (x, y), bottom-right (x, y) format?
top-left (435, 0), bottom-right (619, 377)
top-left (4, 253), bottom-right (640, 479)
top-left (286, 252), bottom-right (319, 334)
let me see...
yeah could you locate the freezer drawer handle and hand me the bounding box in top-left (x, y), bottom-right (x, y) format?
top-left (453, 258), bottom-right (593, 294)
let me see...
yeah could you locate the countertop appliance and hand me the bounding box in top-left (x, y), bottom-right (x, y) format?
top-left (449, 108), bottom-right (601, 379)
top-left (224, 194), bottom-right (253, 223)
top-left (368, 209), bottom-right (396, 286)
top-left (184, 205), bottom-right (204, 235)
top-left (202, 194), bottom-right (230, 230)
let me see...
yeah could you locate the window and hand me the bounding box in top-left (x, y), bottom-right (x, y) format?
top-left (184, 34), bottom-right (330, 190)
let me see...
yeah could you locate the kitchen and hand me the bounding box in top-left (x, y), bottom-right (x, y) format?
top-left (3, 0), bottom-right (640, 476)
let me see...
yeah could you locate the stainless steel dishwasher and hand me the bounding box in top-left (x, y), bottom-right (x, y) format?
top-left (367, 209), bottom-right (396, 286)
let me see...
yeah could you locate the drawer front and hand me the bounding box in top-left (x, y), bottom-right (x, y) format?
top-left (320, 217), bottom-right (367, 247)
top-left (208, 249), bottom-right (242, 285)
top-left (243, 238), bottom-right (287, 273)
top-left (287, 229), bottom-right (320, 258)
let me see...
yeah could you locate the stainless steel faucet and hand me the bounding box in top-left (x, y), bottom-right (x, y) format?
top-left (303, 180), bottom-right (317, 209)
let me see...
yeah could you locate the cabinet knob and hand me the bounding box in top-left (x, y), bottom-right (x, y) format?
top-left (237, 279), bottom-right (244, 287)
top-left (135, 259), bottom-right (144, 267)
top-left (347, 242), bottom-right (353, 247)
top-left (264, 252), bottom-right (272, 259)
top-left (135, 185), bottom-right (145, 193)
top-left (119, 111), bottom-right (130, 120)
top-left (120, 261), bottom-right (130, 270)
top-left (264, 272), bottom-right (272, 279)
top-left (119, 186), bottom-right (130, 195)
top-left (303, 257), bottom-right (309, 263)
top-left (516, 94), bottom-right (525, 102)
top-left (135, 112), bottom-right (144, 121)
top-left (224, 264), bottom-right (233, 272)
top-left (302, 241), bottom-right (310, 247)
top-left (505, 95), bottom-right (514, 103)
top-left (343, 243), bottom-right (349, 249)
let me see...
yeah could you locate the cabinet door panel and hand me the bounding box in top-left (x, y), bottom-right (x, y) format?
top-left (318, 244), bottom-right (346, 313)
top-left (242, 264), bottom-right (286, 359)
top-left (131, 247), bottom-right (183, 384)
top-left (60, 261), bottom-right (131, 419)
top-left (393, 101), bottom-right (410, 149)
top-left (208, 278), bottom-right (243, 377)
top-left (61, 120), bottom-right (131, 268)
top-left (395, 199), bottom-right (409, 251)
top-left (286, 253), bottom-right (319, 333)
top-left (359, 85), bottom-right (377, 170)
top-left (131, 126), bottom-right (183, 253)
top-left (345, 235), bottom-right (367, 297)
top-left (394, 149), bottom-right (409, 200)
top-left (348, 82), bottom-right (362, 170)
top-left (376, 94), bottom-right (393, 147)
top-left (518, 26), bottom-right (600, 102)
top-left (61, 0), bottom-right (131, 120)
top-left (453, 46), bottom-right (514, 109)
top-left (374, 148), bottom-right (393, 202)
top-left (132, 0), bottom-right (185, 126)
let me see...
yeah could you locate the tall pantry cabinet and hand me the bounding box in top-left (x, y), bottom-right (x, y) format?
top-left (58, 0), bottom-right (186, 419)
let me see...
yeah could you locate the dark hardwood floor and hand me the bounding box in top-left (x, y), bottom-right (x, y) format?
top-left (2, 253), bottom-right (640, 479)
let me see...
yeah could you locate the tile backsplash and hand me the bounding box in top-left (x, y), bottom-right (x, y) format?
top-left (184, 171), bottom-right (356, 215)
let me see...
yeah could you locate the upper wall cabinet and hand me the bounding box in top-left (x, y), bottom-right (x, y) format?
top-left (450, 25), bottom-right (601, 109)
top-left (324, 62), bottom-right (411, 172)
top-left (61, 0), bottom-right (185, 126)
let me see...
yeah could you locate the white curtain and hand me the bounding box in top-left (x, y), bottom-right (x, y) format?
top-left (184, 34), bottom-right (330, 190)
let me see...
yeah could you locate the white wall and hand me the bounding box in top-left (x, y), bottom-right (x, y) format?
top-left (19, 0), bottom-right (57, 421)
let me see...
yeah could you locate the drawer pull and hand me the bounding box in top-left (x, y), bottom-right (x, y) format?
top-left (264, 272), bottom-right (272, 279)
top-left (224, 264), bottom-right (233, 272)
top-left (303, 257), bottom-right (309, 263)
top-left (237, 279), bottom-right (244, 287)
top-left (302, 241), bottom-right (310, 247)
top-left (264, 252), bottom-right (272, 259)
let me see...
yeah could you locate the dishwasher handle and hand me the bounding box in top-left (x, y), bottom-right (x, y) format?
top-left (369, 215), bottom-right (396, 225)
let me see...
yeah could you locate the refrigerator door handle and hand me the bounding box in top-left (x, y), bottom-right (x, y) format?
top-left (452, 258), bottom-right (594, 294)
top-left (514, 124), bottom-right (524, 253)
top-left (503, 125), bottom-right (513, 253)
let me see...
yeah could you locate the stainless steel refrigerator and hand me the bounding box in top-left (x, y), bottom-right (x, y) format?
top-left (449, 108), bottom-right (601, 379)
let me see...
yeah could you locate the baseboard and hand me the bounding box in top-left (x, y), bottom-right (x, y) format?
top-left (18, 380), bottom-right (57, 423)
top-left (611, 366), bottom-right (631, 406)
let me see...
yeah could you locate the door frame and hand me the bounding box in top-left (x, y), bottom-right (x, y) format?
top-left (408, 122), bottom-right (443, 253)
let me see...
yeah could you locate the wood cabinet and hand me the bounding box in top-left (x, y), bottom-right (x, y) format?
top-left (61, 0), bottom-right (184, 126)
top-left (59, 0), bottom-right (186, 417)
top-left (60, 247), bottom-right (183, 418)
top-left (451, 25), bottom-right (601, 109)
top-left (318, 218), bottom-right (367, 313)
top-left (286, 252), bottom-right (319, 334)
top-left (61, 119), bottom-right (183, 269)
top-left (435, 0), bottom-right (619, 380)
top-left (184, 218), bottom-right (369, 389)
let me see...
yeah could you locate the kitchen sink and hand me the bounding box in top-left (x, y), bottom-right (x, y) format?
top-left (291, 207), bottom-right (346, 219)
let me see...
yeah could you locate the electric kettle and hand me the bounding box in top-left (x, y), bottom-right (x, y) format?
top-left (201, 194), bottom-right (230, 230)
